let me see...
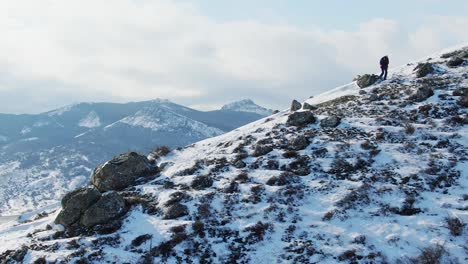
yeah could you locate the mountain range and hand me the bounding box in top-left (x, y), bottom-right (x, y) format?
top-left (0, 99), bottom-right (273, 215)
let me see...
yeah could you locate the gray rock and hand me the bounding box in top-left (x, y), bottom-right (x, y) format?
top-left (447, 57), bottom-right (464, 68)
top-left (458, 96), bottom-right (468, 107)
top-left (55, 187), bottom-right (101, 227)
top-left (164, 203), bottom-right (188, 219)
top-left (286, 111), bottom-right (316, 127)
top-left (320, 115), bottom-right (341, 128)
top-left (441, 49), bottom-right (468, 59)
top-left (290, 100), bottom-right (302, 111)
top-left (356, 74), bottom-right (380, 88)
top-left (191, 175), bottom-right (213, 190)
top-left (233, 160), bottom-right (246, 168)
top-left (253, 144), bottom-right (273, 157)
top-left (80, 192), bottom-right (126, 227)
top-left (91, 152), bottom-right (156, 192)
top-left (414, 63), bottom-right (434, 78)
top-left (302, 102), bottom-right (317, 110)
top-left (412, 87), bottom-right (434, 102)
top-left (290, 136), bottom-right (310, 150)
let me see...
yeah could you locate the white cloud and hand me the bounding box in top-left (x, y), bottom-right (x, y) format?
top-left (0, 0), bottom-right (466, 113)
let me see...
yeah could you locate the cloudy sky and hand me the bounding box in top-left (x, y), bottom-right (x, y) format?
top-left (0, 0), bottom-right (467, 113)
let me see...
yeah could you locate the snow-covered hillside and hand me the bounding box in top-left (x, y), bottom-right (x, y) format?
top-left (0, 46), bottom-right (467, 263)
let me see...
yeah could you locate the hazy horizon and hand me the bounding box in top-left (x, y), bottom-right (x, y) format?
top-left (1, 0), bottom-right (467, 114)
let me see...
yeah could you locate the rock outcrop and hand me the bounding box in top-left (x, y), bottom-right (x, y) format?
top-left (414, 63), bottom-right (434, 78)
top-left (91, 152), bottom-right (157, 192)
top-left (80, 192), bottom-right (126, 227)
top-left (290, 100), bottom-right (302, 111)
top-left (55, 187), bottom-right (101, 227)
top-left (302, 102), bottom-right (317, 110)
top-left (411, 86), bottom-right (434, 102)
top-left (286, 111), bottom-right (316, 127)
top-left (356, 74), bottom-right (380, 88)
top-left (447, 57), bottom-right (464, 68)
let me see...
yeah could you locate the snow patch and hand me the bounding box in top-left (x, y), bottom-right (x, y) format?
top-left (79, 111), bottom-right (101, 128)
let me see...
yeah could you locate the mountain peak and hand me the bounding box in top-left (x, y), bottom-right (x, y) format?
top-left (221, 99), bottom-right (272, 116)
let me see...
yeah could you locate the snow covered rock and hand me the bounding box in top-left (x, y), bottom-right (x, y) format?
top-left (356, 74), bottom-right (379, 88)
top-left (91, 152), bottom-right (157, 192)
top-left (414, 62), bottom-right (434, 78)
top-left (411, 86), bottom-right (434, 102)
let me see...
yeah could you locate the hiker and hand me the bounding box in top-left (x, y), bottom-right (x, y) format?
top-left (379, 55), bottom-right (389, 80)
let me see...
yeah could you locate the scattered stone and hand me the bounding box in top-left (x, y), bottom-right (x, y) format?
top-left (91, 152), bottom-right (157, 192)
top-left (302, 102), bottom-right (317, 110)
top-left (253, 144), bottom-right (273, 157)
top-left (164, 203), bottom-right (188, 219)
top-left (191, 175), bottom-right (213, 190)
top-left (320, 115), bottom-right (341, 128)
top-left (414, 63), bottom-right (434, 78)
top-left (233, 160), bottom-right (246, 168)
top-left (447, 57), bottom-right (464, 67)
top-left (286, 111), bottom-right (316, 127)
top-left (457, 96), bottom-right (468, 107)
top-left (289, 135), bottom-right (310, 150)
top-left (411, 86), bottom-right (434, 102)
top-left (272, 110), bottom-right (280, 114)
top-left (80, 192), bottom-right (126, 227)
top-left (290, 100), bottom-right (302, 111)
top-left (453, 88), bottom-right (467, 96)
top-left (356, 74), bottom-right (380, 88)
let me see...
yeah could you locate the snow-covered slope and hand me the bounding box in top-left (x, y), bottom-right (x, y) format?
top-left (221, 99), bottom-right (273, 116)
top-left (1, 46), bottom-right (467, 263)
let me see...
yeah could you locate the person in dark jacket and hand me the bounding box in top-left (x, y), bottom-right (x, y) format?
top-left (379, 56), bottom-right (389, 80)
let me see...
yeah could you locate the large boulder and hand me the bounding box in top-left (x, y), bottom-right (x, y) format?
top-left (414, 63), bottom-right (434, 78)
top-left (55, 187), bottom-right (101, 227)
top-left (320, 115), bottom-right (341, 128)
top-left (356, 74), bottom-right (380, 88)
top-left (290, 100), bottom-right (302, 111)
top-left (91, 152), bottom-right (156, 192)
top-left (286, 111), bottom-right (316, 127)
top-left (80, 192), bottom-right (126, 227)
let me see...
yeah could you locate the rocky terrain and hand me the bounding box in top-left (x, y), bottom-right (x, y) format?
top-left (0, 99), bottom-right (271, 215)
top-left (0, 46), bottom-right (467, 263)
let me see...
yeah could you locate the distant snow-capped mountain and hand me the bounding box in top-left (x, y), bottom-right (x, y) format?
top-left (0, 99), bottom-right (271, 215)
top-left (221, 99), bottom-right (273, 116)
